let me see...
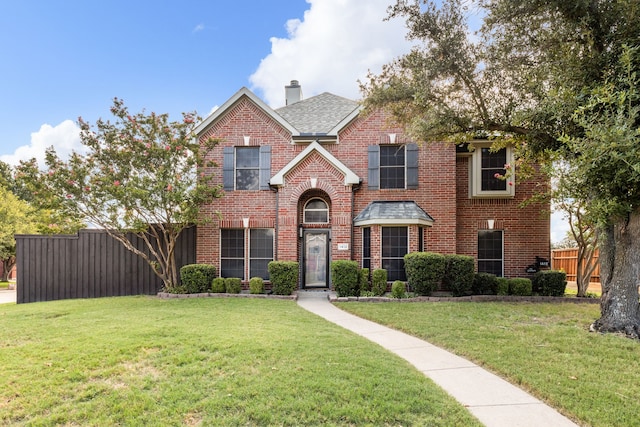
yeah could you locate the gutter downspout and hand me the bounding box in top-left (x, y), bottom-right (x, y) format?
top-left (350, 179), bottom-right (363, 260)
top-left (269, 184), bottom-right (279, 260)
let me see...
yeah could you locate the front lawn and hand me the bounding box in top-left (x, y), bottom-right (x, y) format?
top-left (0, 297), bottom-right (480, 426)
top-left (336, 301), bottom-right (640, 427)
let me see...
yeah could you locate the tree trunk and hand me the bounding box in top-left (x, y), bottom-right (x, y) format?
top-left (591, 210), bottom-right (640, 338)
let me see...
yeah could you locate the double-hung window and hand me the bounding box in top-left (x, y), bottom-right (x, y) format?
top-left (220, 229), bottom-right (245, 279)
top-left (368, 143), bottom-right (419, 190)
top-left (478, 230), bottom-right (504, 277)
top-left (382, 227), bottom-right (408, 281)
top-left (470, 143), bottom-right (514, 198)
top-left (220, 228), bottom-right (274, 280)
top-left (249, 229), bottom-right (274, 280)
top-left (223, 145), bottom-right (271, 191)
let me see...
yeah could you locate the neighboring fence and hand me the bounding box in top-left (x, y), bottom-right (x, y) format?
top-left (15, 227), bottom-right (196, 304)
top-left (551, 247), bottom-right (600, 283)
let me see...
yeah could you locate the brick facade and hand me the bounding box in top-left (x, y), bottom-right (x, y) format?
top-left (195, 86), bottom-right (550, 288)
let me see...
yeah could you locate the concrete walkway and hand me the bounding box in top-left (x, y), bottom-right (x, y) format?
top-left (0, 289), bottom-right (16, 304)
top-left (297, 290), bottom-right (578, 427)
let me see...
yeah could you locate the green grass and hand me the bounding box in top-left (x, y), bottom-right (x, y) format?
top-left (0, 281), bottom-right (8, 289)
top-left (0, 297), bottom-right (480, 426)
top-left (336, 301), bottom-right (640, 427)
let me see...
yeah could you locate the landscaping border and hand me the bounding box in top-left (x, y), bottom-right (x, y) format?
top-left (330, 294), bottom-right (600, 304)
top-left (157, 292), bottom-right (297, 301)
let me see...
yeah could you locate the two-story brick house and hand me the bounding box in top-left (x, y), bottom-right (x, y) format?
top-left (195, 81), bottom-right (550, 289)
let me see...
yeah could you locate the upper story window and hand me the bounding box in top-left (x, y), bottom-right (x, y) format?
top-left (470, 143), bottom-right (514, 198)
top-left (304, 199), bottom-right (329, 223)
top-left (223, 145), bottom-right (271, 191)
top-left (368, 143), bottom-right (418, 190)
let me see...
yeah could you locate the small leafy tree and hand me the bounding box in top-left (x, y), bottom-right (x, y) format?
top-left (0, 186), bottom-right (38, 281)
top-left (16, 99), bottom-right (222, 291)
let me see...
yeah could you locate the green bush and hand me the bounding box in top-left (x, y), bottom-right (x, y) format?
top-left (371, 269), bottom-right (388, 296)
top-left (533, 270), bottom-right (567, 296)
top-left (359, 268), bottom-right (370, 293)
top-left (443, 254), bottom-right (475, 296)
top-left (249, 277), bottom-right (264, 294)
top-left (331, 260), bottom-right (360, 297)
top-left (391, 280), bottom-right (407, 299)
top-left (268, 261), bottom-right (299, 295)
top-left (179, 264), bottom-right (217, 294)
top-left (509, 278), bottom-right (532, 296)
top-left (473, 272), bottom-right (498, 295)
top-left (211, 277), bottom-right (226, 293)
top-left (225, 277), bottom-right (242, 294)
top-left (404, 252), bottom-right (446, 296)
top-left (496, 277), bottom-right (509, 295)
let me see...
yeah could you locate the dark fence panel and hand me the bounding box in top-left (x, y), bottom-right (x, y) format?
top-left (15, 227), bottom-right (196, 304)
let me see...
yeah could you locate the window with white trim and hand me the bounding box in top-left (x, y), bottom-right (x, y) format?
top-left (303, 199), bottom-right (329, 223)
top-left (470, 143), bottom-right (514, 198)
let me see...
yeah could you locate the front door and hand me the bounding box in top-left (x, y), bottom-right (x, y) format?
top-left (303, 230), bottom-right (330, 288)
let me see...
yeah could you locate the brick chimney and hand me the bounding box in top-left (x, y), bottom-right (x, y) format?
top-left (285, 80), bottom-right (302, 105)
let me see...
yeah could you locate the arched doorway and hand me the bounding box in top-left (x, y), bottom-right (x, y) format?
top-left (299, 192), bottom-right (331, 288)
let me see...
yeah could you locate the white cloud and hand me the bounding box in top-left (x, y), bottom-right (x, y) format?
top-left (550, 210), bottom-right (571, 244)
top-left (250, 0), bottom-right (413, 107)
top-left (1, 120), bottom-right (83, 167)
top-left (192, 23), bottom-right (205, 33)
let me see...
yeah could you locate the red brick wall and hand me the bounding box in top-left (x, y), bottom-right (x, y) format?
top-left (455, 156), bottom-right (550, 278)
top-left (196, 92), bottom-right (550, 282)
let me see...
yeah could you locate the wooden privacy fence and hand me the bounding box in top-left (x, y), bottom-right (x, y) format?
top-left (15, 227), bottom-right (196, 303)
top-left (551, 247), bottom-right (600, 283)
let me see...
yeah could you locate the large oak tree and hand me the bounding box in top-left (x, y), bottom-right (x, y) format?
top-left (362, 0), bottom-right (640, 337)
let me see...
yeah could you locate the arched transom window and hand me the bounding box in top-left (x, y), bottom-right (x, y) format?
top-left (304, 199), bottom-right (329, 224)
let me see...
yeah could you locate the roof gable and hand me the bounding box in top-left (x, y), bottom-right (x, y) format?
top-left (194, 87), bottom-right (298, 137)
top-left (270, 140), bottom-right (360, 187)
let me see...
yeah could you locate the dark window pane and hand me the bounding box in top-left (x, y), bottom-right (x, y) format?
top-left (236, 169), bottom-right (259, 190)
top-left (221, 259), bottom-right (244, 279)
top-left (305, 210), bottom-right (328, 223)
top-left (478, 230), bottom-right (503, 277)
top-left (480, 148), bottom-right (507, 191)
top-left (380, 145), bottom-right (405, 189)
top-left (250, 229), bottom-right (274, 258)
top-left (382, 227), bottom-right (408, 281)
top-left (249, 229), bottom-right (273, 280)
top-left (362, 227), bottom-right (371, 270)
top-left (236, 147), bottom-right (259, 167)
top-left (221, 229), bottom-right (244, 258)
top-left (221, 229), bottom-right (244, 279)
top-left (304, 199), bottom-right (329, 223)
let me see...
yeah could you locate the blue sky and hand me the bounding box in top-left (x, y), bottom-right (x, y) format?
top-left (0, 0), bottom-right (569, 242)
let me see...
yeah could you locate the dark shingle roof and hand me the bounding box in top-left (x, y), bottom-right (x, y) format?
top-left (353, 201), bottom-right (435, 226)
top-left (275, 92), bottom-right (360, 135)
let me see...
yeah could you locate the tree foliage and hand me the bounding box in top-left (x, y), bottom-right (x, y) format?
top-left (362, 0), bottom-right (640, 337)
top-left (16, 99), bottom-right (222, 291)
top-left (0, 186), bottom-right (37, 281)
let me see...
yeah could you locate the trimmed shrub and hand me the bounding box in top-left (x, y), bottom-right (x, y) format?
top-left (180, 264), bottom-right (217, 294)
top-left (509, 278), bottom-right (532, 296)
top-left (331, 260), bottom-right (360, 297)
top-left (443, 254), bottom-right (475, 296)
top-left (496, 277), bottom-right (509, 296)
top-left (404, 252), bottom-right (446, 296)
top-left (391, 280), bottom-right (407, 299)
top-left (359, 268), bottom-right (370, 293)
top-left (372, 269), bottom-right (388, 296)
top-left (211, 277), bottom-right (226, 293)
top-left (268, 261), bottom-right (299, 295)
top-left (225, 277), bottom-right (242, 294)
top-left (533, 270), bottom-right (567, 296)
top-left (473, 272), bottom-right (498, 295)
top-left (249, 277), bottom-right (264, 294)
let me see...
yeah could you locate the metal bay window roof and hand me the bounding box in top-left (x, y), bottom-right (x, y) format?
top-left (353, 201), bottom-right (434, 227)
